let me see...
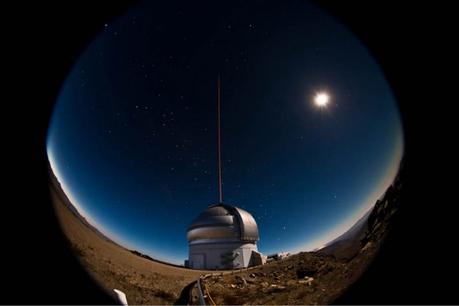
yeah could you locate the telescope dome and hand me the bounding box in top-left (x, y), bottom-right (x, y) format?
top-left (187, 204), bottom-right (259, 244)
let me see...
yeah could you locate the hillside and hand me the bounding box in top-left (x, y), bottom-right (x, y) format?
top-left (199, 167), bottom-right (403, 305)
top-left (50, 183), bottom-right (204, 305)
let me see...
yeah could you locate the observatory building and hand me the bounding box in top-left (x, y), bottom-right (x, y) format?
top-left (185, 204), bottom-right (265, 270)
top-left (184, 77), bottom-right (265, 270)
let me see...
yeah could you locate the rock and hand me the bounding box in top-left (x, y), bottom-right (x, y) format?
top-left (269, 284), bottom-right (287, 292)
top-left (296, 267), bottom-right (316, 278)
top-left (249, 273), bottom-right (256, 278)
top-left (298, 276), bottom-right (314, 286)
top-left (235, 275), bottom-right (247, 286)
top-left (270, 272), bottom-right (284, 281)
top-left (361, 241), bottom-right (373, 252)
top-left (261, 282), bottom-right (270, 288)
top-left (318, 263), bottom-right (334, 275)
top-left (383, 200), bottom-right (389, 210)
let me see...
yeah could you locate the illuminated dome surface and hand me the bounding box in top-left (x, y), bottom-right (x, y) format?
top-left (187, 204), bottom-right (259, 244)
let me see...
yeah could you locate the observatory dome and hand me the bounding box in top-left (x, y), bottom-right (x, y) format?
top-left (187, 204), bottom-right (259, 244)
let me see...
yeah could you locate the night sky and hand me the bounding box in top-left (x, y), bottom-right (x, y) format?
top-left (47, 0), bottom-right (403, 264)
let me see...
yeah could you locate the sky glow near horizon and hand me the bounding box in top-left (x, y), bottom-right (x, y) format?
top-left (289, 134), bottom-right (404, 254)
top-left (47, 134), bottom-right (403, 264)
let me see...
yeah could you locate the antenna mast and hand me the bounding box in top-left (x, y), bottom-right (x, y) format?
top-left (217, 75), bottom-right (223, 204)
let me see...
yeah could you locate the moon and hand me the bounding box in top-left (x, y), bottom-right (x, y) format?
top-left (314, 92), bottom-right (330, 108)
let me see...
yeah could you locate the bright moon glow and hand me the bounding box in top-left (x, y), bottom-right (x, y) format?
top-left (314, 92), bottom-right (330, 108)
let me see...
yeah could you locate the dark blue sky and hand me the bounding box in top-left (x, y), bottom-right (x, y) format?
top-left (47, 0), bottom-right (403, 263)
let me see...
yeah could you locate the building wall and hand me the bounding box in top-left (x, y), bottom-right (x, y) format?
top-left (188, 242), bottom-right (258, 270)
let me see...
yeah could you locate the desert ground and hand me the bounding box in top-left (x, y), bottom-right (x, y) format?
top-left (51, 185), bottom-right (206, 305)
top-left (50, 164), bottom-right (401, 305)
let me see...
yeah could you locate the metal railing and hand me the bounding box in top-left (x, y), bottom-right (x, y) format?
top-left (196, 278), bottom-right (206, 306)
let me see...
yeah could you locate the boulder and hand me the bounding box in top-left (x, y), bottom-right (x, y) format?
top-left (235, 275), bottom-right (247, 286)
top-left (296, 267), bottom-right (316, 279)
top-left (298, 276), bottom-right (314, 286)
top-left (269, 284), bottom-right (287, 292)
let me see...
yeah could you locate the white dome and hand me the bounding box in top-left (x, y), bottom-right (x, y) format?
top-left (187, 204), bottom-right (259, 244)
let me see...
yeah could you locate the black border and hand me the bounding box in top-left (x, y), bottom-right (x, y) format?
top-left (5, 1), bottom-right (455, 304)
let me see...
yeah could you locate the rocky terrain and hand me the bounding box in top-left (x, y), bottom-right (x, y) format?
top-left (49, 160), bottom-right (402, 304)
top-left (198, 167), bottom-right (403, 305)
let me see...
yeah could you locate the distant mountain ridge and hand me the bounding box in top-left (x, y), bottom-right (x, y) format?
top-left (325, 208), bottom-right (373, 248)
top-left (316, 158), bottom-right (404, 261)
